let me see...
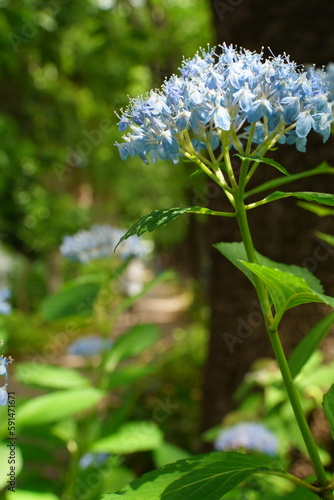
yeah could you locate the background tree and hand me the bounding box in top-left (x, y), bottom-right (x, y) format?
top-left (201, 0), bottom-right (334, 433)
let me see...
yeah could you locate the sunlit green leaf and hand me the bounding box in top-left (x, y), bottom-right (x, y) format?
top-left (91, 421), bottom-right (163, 454)
top-left (316, 232), bottom-right (334, 247)
top-left (240, 261), bottom-right (334, 322)
top-left (101, 452), bottom-right (284, 500)
top-left (0, 444), bottom-right (23, 490)
top-left (115, 206), bottom-right (234, 249)
top-left (7, 491), bottom-right (61, 500)
top-left (323, 385), bottom-right (334, 440)
top-left (297, 202), bottom-right (334, 217)
top-left (261, 191), bottom-right (334, 207)
top-left (107, 364), bottom-right (155, 389)
top-left (214, 241), bottom-right (323, 293)
top-left (15, 363), bottom-right (90, 389)
top-left (153, 442), bottom-right (191, 468)
top-left (103, 323), bottom-right (161, 372)
top-left (115, 208), bottom-right (196, 249)
top-left (245, 162), bottom-right (334, 198)
top-left (39, 282), bottom-right (101, 321)
top-left (16, 388), bottom-right (105, 428)
top-left (289, 311), bottom-right (334, 379)
top-left (234, 153), bottom-right (289, 176)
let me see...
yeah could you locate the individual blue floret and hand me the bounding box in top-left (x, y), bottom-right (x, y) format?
top-left (60, 224), bottom-right (152, 263)
top-left (214, 422), bottom-right (278, 457)
top-left (0, 289), bottom-right (11, 315)
top-left (67, 334), bottom-right (113, 357)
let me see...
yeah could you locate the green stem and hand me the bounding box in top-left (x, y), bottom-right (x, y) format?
top-left (235, 196), bottom-right (332, 497)
top-left (260, 469), bottom-right (321, 494)
top-left (268, 329), bottom-right (330, 492)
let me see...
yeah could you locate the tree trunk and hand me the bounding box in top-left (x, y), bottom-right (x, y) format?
top-left (201, 0), bottom-right (334, 434)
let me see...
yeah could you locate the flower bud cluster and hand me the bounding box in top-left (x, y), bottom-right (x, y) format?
top-left (117, 44), bottom-right (333, 163)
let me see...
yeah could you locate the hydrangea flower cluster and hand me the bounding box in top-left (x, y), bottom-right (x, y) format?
top-left (60, 225), bottom-right (152, 263)
top-left (116, 44), bottom-right (333, 163)
top-left (214, 422), bottom-right (278, 457)
top-left (67, 334), bottom-right (113, 357)
top-left (79, 452), bottom-right (111, 470)
top-left (0, 354), bottom-right (13, 406)
top-left (325, 63), bottom-right (334, 102)
top-left (0, 288), bottom-right (11, 315)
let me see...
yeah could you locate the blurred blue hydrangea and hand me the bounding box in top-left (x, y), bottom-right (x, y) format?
top-left (0, 289), bottom-right (11, 315)
top-left (67, 334), bottom-right (113, 357)
top-left (60, 224), bottom-right (152, 263)
top-left (79, 452), bottom-right (111, 469)
top-left (0, 355), bottom-right (13, 383)
top-left (0, 385), bottom-right (8, 406)
top-left (214, 422), bottom-right (278, 456)
top-left (116, 44), bottom-right (333, 161)
top-left (0, 354), bottom-right (13, 406)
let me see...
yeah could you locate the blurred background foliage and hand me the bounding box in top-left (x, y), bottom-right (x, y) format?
top-left (0, 0), bottom-right (213, 306)
top-left (0, 1), bottom-right (214, 497)
top-left (1, 1), bottom-right (334, 499)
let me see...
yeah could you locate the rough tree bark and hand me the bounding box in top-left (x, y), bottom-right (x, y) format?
top-left (201, 0), bottom-right (334, 434)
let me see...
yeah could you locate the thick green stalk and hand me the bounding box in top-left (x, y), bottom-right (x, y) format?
top-left (234, 193), bottom-right (332, 498)
top-left (268, 328), bottom-right (332, 497)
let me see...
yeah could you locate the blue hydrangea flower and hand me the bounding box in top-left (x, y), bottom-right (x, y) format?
top-left (325, 63), bottom-right (334, 102)
top-left (116, 44), bottom-right (333, 161)
top-left (214, 422), bottom-right (278, 456)
top-left (0, 355), bottom-right (13, 384)
top-left (0, 385), bottom-right (8, 406)
top-left (67, 334), bottom-right (113, 357)
top-left (78, 452), bottom-right (111, 469)
top-left (60, 225), bottom-right (152, 263)
top-left (0, 354), bottom-right (13, 406)
top-left (0, 289), bottom-right (11, 315)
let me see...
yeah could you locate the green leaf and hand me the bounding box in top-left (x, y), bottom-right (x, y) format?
top-left (288, 311), bottom-right (334, 379)
top-left (262, 191), bottom-right (334, 207)
top-left (104, 324), bottom-right (161, 372)
top-left (189, 169), bottom-right (203, 179)
top-left (234, 153), bottom-right (289, 176)
top-left (0, 444), bottom-right (23, 490)
top-left (101, 452), bottom-right (283, 500)
top-left (323, 385), bottom-right (334, 440)
top-left (297, 201), bottom-right (334, 217)
top-left (107, 364), bottom-right (155, 389)
top-left (245, 162), bottom-right (334, 198)
top-left (91, 421), bottom-right (163, 454)
top-left (15, 363), bottom-right (90, 389)
top-left (115, 208), bottom-right (195, 249)
top-left (115, 206), bottom-right (233, 249)
top-left (16, 388), bottom-right (105, 428)
top-left (316, 232), bottom-right (334, 247)
top-left (7, 491), bottom-right (61, 500)
top-left (153, 442), bottom-right (191, 468)
top-left (214, 242), bottom-right (323, 293)
top-left (282, 488), bottom-right (318, 499)
top-left (240, 261), bottom-right (334, 322)
top-left (39, 282), bottom-right (101, 321)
